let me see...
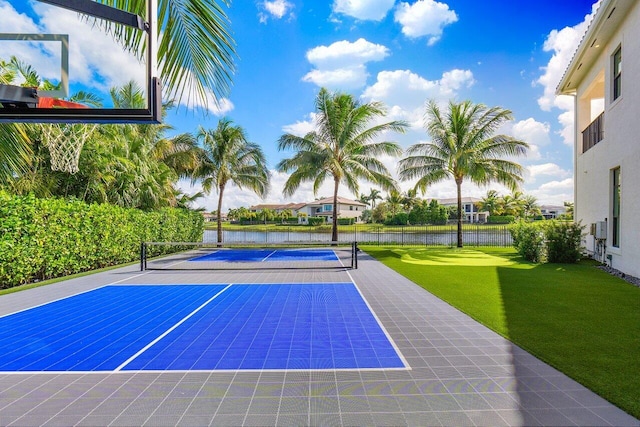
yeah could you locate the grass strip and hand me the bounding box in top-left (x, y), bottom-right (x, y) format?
top-left (362, 245), bottom-right (640, 418)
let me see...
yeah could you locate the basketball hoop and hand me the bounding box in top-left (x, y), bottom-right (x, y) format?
top-left (36, 96), bottom-right (95, 174)
top-left (41, 123), bottom-right (96, 174)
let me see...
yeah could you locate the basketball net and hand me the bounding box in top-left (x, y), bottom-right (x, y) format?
top-left (38, 97), bottom-right (95, 174)
top-left (41, 123), bottom-right (96, 174)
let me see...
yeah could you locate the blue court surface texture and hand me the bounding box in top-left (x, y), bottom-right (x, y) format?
top-left (0, 284), bottom-right (405, 372)
top-left (188, 248), bottom-right (339, 262)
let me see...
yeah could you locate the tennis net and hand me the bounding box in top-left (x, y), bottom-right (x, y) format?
top-left (141, 241), bottom-right (359, 271)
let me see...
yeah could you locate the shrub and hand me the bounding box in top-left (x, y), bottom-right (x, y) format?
top-left (337, 218), bottom-right (355, 225)
top-left (509, 220), bottom-right (545, 263)
top-left (384, 212), bottom-right (409, 226)
top-left (510, 220), bottom-right (585, 264)
top-left (307, 217), bottom-right (325, 226)
top-left (488, 215), bottom-right (515, 224)
top-left (0, 192), bottom-right (203, 288)
top-left (545, 221), bottom-right (584, 263)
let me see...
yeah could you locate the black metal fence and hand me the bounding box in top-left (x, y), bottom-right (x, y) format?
top-left (206, 225), bottom-right (513, 247)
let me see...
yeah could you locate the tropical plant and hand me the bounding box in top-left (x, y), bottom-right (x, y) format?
top-left (385, 190), bottom-right (404, 216)
top-left (358, 193), bottom-right (370, 206)
top-left (95, 0), bottom-right (235, 108)
top-left (193, 119), bottom-right (270, 243)
top-left (277, 88), bottom-right (407, 241)
top-left (401, 188), bottom-right (419, 211)
top-left (398, 99), bottom-right (529, 247)
top-left (522, 194), bottom-right (541, 219)
top-left (563, 201), bottom-right (574, 220)
top-left (479, 189), bottom-right (501, 216)
top-left (368, 188), bottom-right (383, 209)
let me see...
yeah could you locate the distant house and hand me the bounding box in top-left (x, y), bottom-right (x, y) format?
top-left (436, 197), bottom-right (489, 223)
top-left (296, 196), bottom-right (367, 224)
top-left (248, 202), bottom-right (306, 215)
top-left (556, 0), bottom-right (639, 277)
top-left (540, 205), bottom-right (567, 220)
top-left (202, 212), bottom-right (226, 222)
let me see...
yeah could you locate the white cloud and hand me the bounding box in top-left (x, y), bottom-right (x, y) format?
top-left (527, 178), bottom-right (574, 205)
top-left (511, 118), bottom-right (551, 147)
top-left (394, 0), bottom-right (458, 45)
top-left (332, 0), bottom-right (396, 21)
top-left (282, 113), bottom-right (318, 136)
top-left (306, 38), bottom-right (389, 69)
top-left (302, 66), bottom-right (369, 90)
top-left (303, 38), bottom-right (389, 90)
top-left (178, 92), bottom-right (234, 116)
top-left (259, 0), bottom-right (294, 23)
top-left (536, 2), bottom-right (601, 145)
top-left (526, 163), bottom-right (571, 182)
top-left (361, 69), bottom-right (474, 128)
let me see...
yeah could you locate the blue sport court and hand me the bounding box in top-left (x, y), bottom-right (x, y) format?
top-left (0, 283), bottom-right (406, 372)
top-left (189, 248), bottom-right (339, 263)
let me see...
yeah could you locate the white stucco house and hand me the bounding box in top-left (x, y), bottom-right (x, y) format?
top-left (437, 197), bottom-right (489, 223)
top-left (296, 196), bottom-right (367, 224)
top-left (557, 0), bottom-right (639, 277)
top-left (249, 197), bottom-right (366, 224)
top-left (540, 205), bottom-right (567, 220)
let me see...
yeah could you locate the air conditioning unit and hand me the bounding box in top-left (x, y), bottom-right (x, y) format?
top-left (594, 221), bottom-right (607, 240)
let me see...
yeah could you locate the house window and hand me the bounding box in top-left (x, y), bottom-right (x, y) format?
top-left (612, 168), bottom-right (621, 247)
top-left (613, 47), bottom-right (622, 101)
top-left (323, 204), bottom-right (332, 212)
top-left (349, 206), bottom-right (353, 211)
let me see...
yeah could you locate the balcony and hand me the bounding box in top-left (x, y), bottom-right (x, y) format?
top-left (582, 112), bottom-right (604, 153)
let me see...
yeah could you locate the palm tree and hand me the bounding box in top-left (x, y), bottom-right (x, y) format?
top-left (385, 190), bottom-right (404, 216)
top-left (96, 0), bottom-right (235, 108)
top-left (277, 88), bottom-right (407, 242)
top-left (402, 188), bottom-right (419, 211)
top-left (193, 119), bottom-right (270, 243)
top-left (368, 188), bottom-right (383, 209)
top-left (479, 189), bottom-right (501, 216)
top-left (522, 194), bottom-right (541, 219)
top-left (358, 193), bottom-right (370, 207)
top-left (398, 99), bottom-right (529, 247)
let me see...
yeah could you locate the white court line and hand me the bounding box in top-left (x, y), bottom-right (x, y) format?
top-left (0, 270), bottom-right (152, 319)
top-left (260, 250), bottom-right (278, 262)
top-left (114, 283), bottom-right (233, 371)
top-left (344, 269), bottom-right (412, 370)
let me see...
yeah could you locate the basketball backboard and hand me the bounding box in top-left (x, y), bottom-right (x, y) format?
top-left (0, 0), bottom-right (160, 123)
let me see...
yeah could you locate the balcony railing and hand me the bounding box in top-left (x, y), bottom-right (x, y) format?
top-left (582, 112), bottom-right (604, 152)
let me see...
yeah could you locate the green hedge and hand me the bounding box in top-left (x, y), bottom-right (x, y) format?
top-left (488, 215), bottom-right (515, 224)
top-left (0, 192), bottom-right (203, 288)
top-left (307, 217), bottom-right (325, 226)
top-left (337, 218), bottom-right (355, 226)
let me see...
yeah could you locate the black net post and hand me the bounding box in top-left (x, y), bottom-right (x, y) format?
top-left (352, 241), bottom-right (358, 269)
top-left (140, 242), bottom-right (146, 271)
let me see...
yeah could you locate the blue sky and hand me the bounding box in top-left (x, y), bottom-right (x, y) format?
top-left (3, 0), bottom-right (601, 212)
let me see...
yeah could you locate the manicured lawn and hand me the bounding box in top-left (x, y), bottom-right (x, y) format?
top-left (363, 246), bottom-right (640, 418)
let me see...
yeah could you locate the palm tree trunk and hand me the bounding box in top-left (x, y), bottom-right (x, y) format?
top-left (456, 177), bottom-right (463, 248)
top-left (217, 184), bottom-right (225, 245)
top-left (332, 178), bottom-right (339, 243)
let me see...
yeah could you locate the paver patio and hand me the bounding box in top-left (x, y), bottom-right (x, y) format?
top-left (0, 252), bottom-right (637, 426)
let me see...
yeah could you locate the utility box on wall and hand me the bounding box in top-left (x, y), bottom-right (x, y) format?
top-left (593, 221), bottom-right (607, 240)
